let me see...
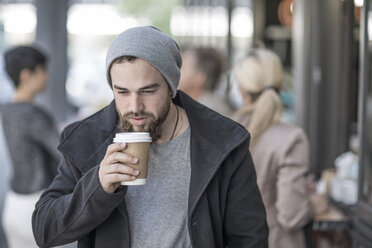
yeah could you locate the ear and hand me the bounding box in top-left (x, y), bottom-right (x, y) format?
top-left (239, 87), bottom-right (252, 105)
top-left (194, 72), bottom-right (207, 88)
top-left (19, 68), bottom-right (32, 85)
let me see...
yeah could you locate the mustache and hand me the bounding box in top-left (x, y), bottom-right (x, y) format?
top-left (119, 111), bottom-right (162, 141)
top-left (122, 112), bottom-right (154, 119)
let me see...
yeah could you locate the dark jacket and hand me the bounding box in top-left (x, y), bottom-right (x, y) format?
top-left (32, 91), bottom-right (268, 248)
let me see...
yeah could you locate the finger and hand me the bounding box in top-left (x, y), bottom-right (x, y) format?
top-left (107, 152), bottom-right (139, 165)
top-left (105, 143), bottom-right (127, 156)
top-left (103, 163), bottom-right (140, 176)
top-left (103, 173), bottom-right (137, 184)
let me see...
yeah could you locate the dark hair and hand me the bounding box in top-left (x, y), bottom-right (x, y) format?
top-left (192, 47), bottom-right (224, 91)
top-left (112, 55), bottom-right (137, 65)
top-left (108, 55), bottom-right (137, 88)
top-left (4, 46), bottom-right (48, 88)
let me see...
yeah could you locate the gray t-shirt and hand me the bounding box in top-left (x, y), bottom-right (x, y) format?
top-left (126, 127), bottom-right (192, 248)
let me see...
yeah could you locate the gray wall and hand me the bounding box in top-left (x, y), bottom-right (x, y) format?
top-left (293, 0), bottom-right (355, 175)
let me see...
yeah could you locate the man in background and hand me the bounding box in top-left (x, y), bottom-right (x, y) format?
top-left (178, 47), bottom-right (232, 117)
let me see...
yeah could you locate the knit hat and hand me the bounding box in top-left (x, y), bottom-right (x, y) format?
top-left (106, 26), bottom-right (182, 98)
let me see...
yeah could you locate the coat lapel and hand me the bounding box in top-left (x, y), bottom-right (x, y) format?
top-left (58, 101), bottom-right (119, 173)
top-left (174, 91), bottom-right (249, 217)
top-left (188, 133), bottom-right (224, 216)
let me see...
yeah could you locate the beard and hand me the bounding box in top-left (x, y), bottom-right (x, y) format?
top-left (116, 98), bottom-right (171, 143)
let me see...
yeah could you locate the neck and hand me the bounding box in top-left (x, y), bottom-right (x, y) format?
top-left (13, 89), bottom-right (35, 103)
top-left (155, 102), bottom-right (179, 144)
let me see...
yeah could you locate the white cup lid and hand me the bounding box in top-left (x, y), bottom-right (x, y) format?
top-left (114, 132), bottom-right (152, 143)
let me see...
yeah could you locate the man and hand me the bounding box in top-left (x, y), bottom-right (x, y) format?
top-left (178, 47), bottom-right (232, 117)
top-left (32, 26), bottom-right (268, 248)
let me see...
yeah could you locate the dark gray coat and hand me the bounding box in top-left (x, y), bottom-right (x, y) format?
top-left (32, 91), bottom-right (268, 248)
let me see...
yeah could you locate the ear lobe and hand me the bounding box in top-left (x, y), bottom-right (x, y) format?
top-left (195, 72), bottom-right (207, 88)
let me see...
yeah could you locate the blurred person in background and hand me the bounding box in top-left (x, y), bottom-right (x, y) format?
top-left (178, 46), bottom-right (232, 117)
top-left (232, 48), bottom-right (314, 248)
top-left (0, 113), bottom-right (11, 248)
top-left (0, 46), bottom-right (61, 248)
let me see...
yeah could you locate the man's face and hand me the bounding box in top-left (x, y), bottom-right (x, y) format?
top-left (110, 58), bottom-right (171, 141)
top-left (178, 51), bottom-right (205, 98)
top-left (178, 51), bottom-right (198, 92)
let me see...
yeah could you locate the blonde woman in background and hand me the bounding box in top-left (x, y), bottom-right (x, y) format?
top-left (232, 48), bottom-right (314, 248)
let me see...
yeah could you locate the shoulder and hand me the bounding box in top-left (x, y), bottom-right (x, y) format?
top-left (61, 105), bottom-right (107, 139)
top-left (31, 104), bottom-right (56, 123)
top-left (255, 122), bottom-right (309, 154)
top-left (178, 92), bottom-right (250, 153)
top-left (60, 101), bottom-right (117, 143)
top-left (265, 122), bottom-right (307, 141)
top-left (199, 92), bottom-right (232, 117)
top-left (58, 102), bottom-right (118, 168)
top-left (1, 102), bottom-right (54, 123)
top-left (261, 122), bottom-right (309, 159)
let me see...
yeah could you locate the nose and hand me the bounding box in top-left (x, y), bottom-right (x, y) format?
top-left (129, 93), bottom-right (144, 114)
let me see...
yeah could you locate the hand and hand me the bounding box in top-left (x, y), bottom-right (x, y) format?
top-left (99, 143), bottom-right (140, 194)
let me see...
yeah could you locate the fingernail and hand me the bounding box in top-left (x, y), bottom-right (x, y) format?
top-left (135, 170), bottom-right (140, 175)
top-left (133, 157), bottom-right (138, 163)
top-left (120, 143), bottom-right (126, 147)
top-left (131, 176), bottom-right (136, 180)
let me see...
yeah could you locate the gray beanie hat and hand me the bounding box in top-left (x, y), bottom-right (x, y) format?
top-left (106, 26), bottom-right (182, 98)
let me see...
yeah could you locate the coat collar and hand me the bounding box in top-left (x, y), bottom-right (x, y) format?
top-left (58, 91), bottom-right (249, 215)
top-left (58, 100), bottom-right (119, 172)
top-left (173, 91), bottom-right (249, 216)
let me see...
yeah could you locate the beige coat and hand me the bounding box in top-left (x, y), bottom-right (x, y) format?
top-left (234, 113), bottom-right (313, 248)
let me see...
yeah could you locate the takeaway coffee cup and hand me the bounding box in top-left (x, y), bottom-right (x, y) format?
top-left (113, 132), bottom-right (152, 185)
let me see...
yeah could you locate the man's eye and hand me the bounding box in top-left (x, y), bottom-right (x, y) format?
top-left (118, 91), bottom-right (129, 95)
top-left (140, 90), bottom-right (156, 94)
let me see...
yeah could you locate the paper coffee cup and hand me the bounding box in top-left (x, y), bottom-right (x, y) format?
top-left (113, 132), bottom-right (152, 185)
